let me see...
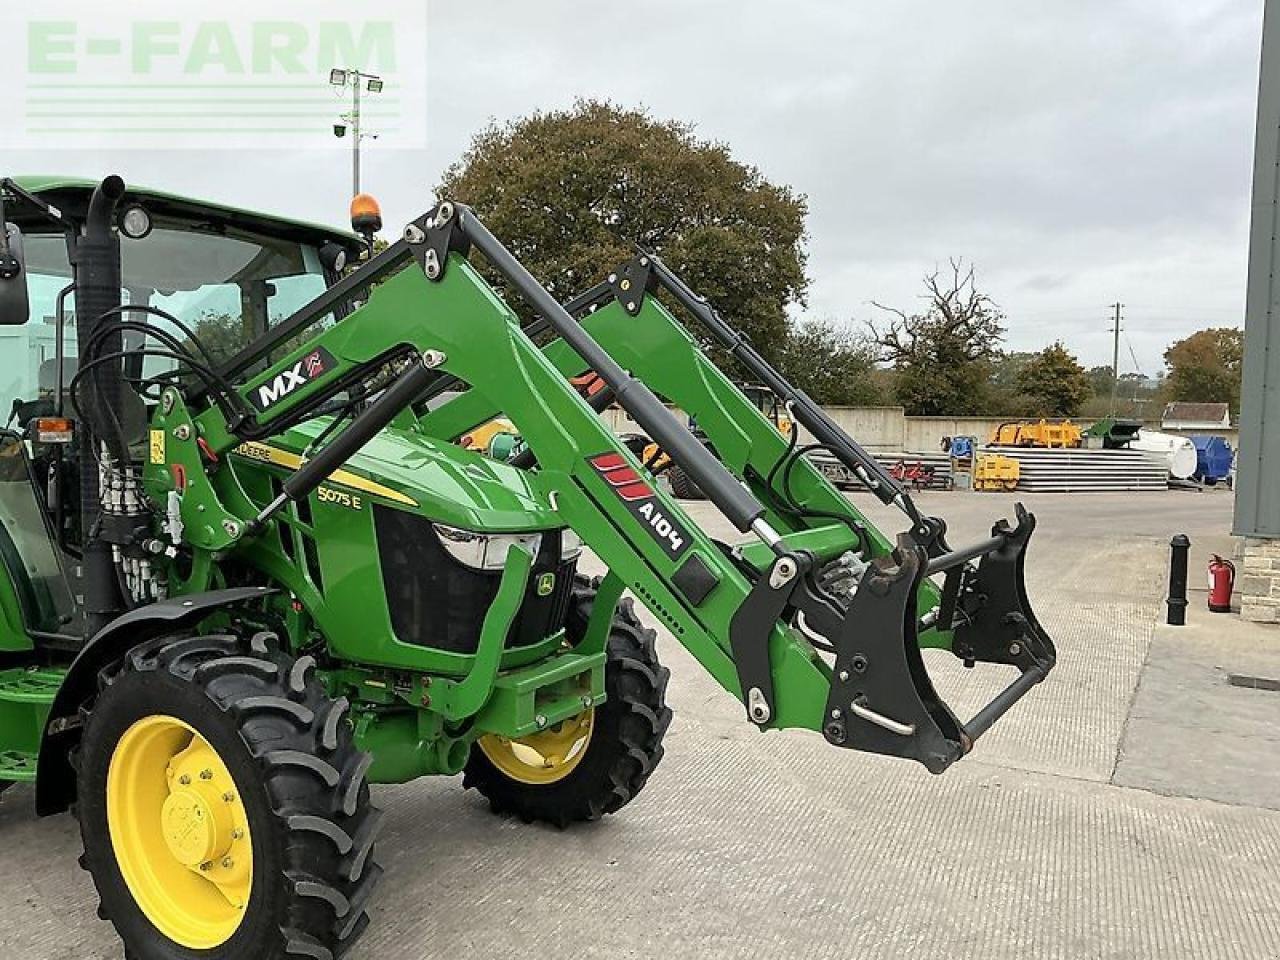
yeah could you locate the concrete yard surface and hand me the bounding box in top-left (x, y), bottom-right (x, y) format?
top-left (2, 489), bottom-right (1279, 959)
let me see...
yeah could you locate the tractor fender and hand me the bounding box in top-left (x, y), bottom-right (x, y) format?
top-left (35, 586), bottom-right (275, 816)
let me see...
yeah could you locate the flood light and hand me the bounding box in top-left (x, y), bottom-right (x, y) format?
top-left (367, 77), bottom-right (384, 93)
top-left (329, 68), bottom-right (348, 86)
top-left (119, 205), bottom-right (153, 240)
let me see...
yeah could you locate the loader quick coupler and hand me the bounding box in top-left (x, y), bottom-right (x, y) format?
top-left (821, 534), bottom-right (966, 774)
top-left (816, 504), bottom-right (1057, 772)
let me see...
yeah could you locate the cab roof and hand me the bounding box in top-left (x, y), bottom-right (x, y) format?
top-left (10, 175), bottom-right (364, 252)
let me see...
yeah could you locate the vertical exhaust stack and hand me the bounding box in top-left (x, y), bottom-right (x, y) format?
top-left (73, 175), bottom-right (126, 637)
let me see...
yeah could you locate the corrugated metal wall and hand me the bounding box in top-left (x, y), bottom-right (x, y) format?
top-left (1237, 0), bottom-right (1280, 538)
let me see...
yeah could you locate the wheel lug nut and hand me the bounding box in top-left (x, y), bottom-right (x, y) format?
top-left (231, 828), bottom-right (244, 840)
top-left (199, 862), bottom-right (212, 872)
top-left (178, 774), bottom-right (191, 785)
top-left (199, 769), bottom-right (213, 780)
top-left (221, 857), bottom-right (234, 869)
top-left (223, 792), bottom-right (236, 803)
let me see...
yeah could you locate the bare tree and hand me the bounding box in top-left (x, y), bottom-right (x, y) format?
top-left (865, 260), bottom-right (1006, 416)
top-left (867, 259), bottom-right (1006, 364)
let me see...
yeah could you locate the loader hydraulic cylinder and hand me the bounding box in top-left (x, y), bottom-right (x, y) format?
top-left (254, 352), bottom-right (439, 524)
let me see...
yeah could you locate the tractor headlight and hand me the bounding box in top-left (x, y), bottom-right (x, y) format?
top-left (432, 524), bottom-right (542, 571)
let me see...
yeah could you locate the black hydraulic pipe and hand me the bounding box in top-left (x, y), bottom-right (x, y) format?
top-left (643, 253), bottom-right (913, 516)
top-left (1167, 533), bottom-right (1190, 626)
top-left (278, 358), bottom-right (436, 505)
top-left (963, 661), bottom-right (1049, 741)
top-left (456, 207), bottom-right (766, 533)
top-left (924, 534), bottom-right (1007, 576)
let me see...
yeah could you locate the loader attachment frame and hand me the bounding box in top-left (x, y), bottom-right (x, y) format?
top-left (183, 202), bottom-right (1055, 774)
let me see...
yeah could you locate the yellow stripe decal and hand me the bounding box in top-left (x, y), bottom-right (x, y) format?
top-left (233, 442), bottom-right (419, 508)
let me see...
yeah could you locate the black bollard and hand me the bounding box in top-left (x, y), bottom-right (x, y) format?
top-left (1167, 534), bottom-right (1190, 626)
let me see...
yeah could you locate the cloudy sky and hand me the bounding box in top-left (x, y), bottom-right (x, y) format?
top-left (6, 0), bottom-right (1264, 376)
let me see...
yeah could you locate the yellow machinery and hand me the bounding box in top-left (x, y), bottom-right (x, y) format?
top-left (974, 453), bottom-right (1021, 491)
top-left (989, 419), bottom-right (1081, 449)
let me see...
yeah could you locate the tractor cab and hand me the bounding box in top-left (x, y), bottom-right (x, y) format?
top-left (1, 177), bottom-right (363, 413)
top-left (0, 176), bottom-right (364, 649)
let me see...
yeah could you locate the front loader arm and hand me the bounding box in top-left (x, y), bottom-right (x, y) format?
top-left (179, 202), bottom-right (1053, 774)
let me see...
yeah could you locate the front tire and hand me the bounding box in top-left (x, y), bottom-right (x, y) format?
top-left (463, 580), bottom-right (672, 826)
top-left (75, 631), bottom-right (382, 960)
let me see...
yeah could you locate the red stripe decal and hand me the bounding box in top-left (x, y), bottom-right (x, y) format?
top-left (616, 482), bottom-right (653, 501)
top-left (591, 453), bottom-right (627, 471)
top-left (602, 467), bottom-right (641, 486)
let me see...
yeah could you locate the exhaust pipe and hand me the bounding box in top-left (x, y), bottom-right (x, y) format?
top-left (74, 175), bottom-right (127, 637)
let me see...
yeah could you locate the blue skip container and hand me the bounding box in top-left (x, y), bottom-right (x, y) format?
top-left (1190, 435), bottom-right (1233, 485)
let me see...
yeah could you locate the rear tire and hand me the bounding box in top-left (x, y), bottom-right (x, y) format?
top-left (463, 579), bottom-right (672, 826)
top-left (75, 631), bottom-right (382, 960)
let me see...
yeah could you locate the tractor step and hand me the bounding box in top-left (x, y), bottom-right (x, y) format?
top-left (0, 667), bottom-right (66, 784)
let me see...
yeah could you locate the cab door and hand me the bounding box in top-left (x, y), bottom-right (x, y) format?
top-left (0, 431), bottom-right (77, 652)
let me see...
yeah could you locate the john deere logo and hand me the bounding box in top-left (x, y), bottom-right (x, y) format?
top-left (536, 573), bottom-right (556, 597)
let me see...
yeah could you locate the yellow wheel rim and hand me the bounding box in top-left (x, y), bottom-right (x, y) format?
top-left (477, 709), bottom-right (594, 785)
top-left (106, 715), bottom-right (253, 950)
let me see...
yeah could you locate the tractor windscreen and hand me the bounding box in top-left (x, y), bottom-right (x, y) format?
top-left (0, 226), bottom-right (335, 417)
top-left (120, 226), bottom-right (334, 377)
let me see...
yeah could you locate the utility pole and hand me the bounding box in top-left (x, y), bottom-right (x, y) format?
top-left (352, 77), bottom-right (361, 197)
top-left (328, 69), bottom-right (384, 198)
top-left (1108, 302), bottom-right (1124, 417)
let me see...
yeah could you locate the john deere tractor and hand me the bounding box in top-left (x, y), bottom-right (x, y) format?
top-left (0, 176), bottom-right (1056, 959)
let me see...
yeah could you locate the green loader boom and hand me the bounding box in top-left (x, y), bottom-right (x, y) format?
top-left (0, 177), bottom-right (1057, 959)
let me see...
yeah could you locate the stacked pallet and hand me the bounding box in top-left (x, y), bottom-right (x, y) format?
top-left (988, 447), bottom-right (1167, 492)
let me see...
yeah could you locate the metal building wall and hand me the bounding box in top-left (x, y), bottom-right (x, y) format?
top-left (1237, 0), bottom-right (1280, 538)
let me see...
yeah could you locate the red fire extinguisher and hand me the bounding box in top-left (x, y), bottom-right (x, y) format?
top-left (1208, 555), bottom-right (1235, 613)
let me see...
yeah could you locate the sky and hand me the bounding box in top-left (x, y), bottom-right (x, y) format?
top-left (5, 0), bottom-right (1264, 377)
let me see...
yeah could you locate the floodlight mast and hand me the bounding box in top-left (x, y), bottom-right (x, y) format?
top-left (328, 67), bottom-right (384, 197)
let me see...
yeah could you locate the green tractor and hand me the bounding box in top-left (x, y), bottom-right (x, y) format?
top-left (0, 176), bottom-right (1056, 959)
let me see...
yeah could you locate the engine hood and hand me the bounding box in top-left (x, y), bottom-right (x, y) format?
top-left (237, 420), bottom-right (557, 531)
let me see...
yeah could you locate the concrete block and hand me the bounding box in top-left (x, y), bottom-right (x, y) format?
top-left (1243, 537), bottom-right (1280, 556)
top-left (1242, 602), bottom-right (1280, 623)
top-left (1241, 574), bottom-right (1275, 597)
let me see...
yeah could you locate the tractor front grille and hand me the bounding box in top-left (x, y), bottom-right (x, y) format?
top-left (373, 506), bottom-right (577, 655)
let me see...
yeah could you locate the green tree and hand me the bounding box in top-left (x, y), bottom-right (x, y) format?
top-left (1014, 341), bottom-right (1091, 416)
top-left (868, 260), bottom-right (1004, 416)
top-left (988, 351), bottom-right (1037, 415)
top-left (1162, 327), bottom-right (1244, 411)
top-left (776, 320), bottom-right (888, 406)
top-left (437, 99), bottom-right (808, 365)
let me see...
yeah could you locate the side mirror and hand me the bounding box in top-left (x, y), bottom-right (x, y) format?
top-left (0, 222), bottom-right (29, 327)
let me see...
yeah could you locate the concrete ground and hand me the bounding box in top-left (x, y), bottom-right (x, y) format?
top-left (3, 489), bottom-right (1279, 959)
